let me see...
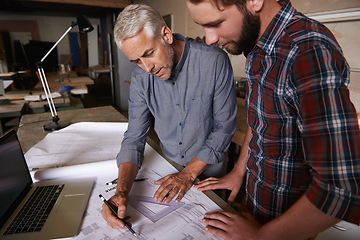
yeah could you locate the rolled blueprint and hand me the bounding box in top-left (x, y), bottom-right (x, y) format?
top-left (33, 159), bottom-right (117, 181)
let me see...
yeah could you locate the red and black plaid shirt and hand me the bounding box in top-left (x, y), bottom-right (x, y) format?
top-left (245, 0), bottom-right (360, 224)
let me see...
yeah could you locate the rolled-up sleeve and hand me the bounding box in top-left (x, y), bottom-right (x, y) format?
top-left (195, 53), bottom-right (238, 164)
top-left (116, 70), bottom-right (151, 167)
top-left (294, 44), bottom-right (360, 224)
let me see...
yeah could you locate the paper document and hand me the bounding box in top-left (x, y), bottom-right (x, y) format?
top-left (25, 122), bottom-right (127, 169)
top-left (24, 92), bottom-right (62, 101)
top-left (29, 122), bottom-right (224, 240)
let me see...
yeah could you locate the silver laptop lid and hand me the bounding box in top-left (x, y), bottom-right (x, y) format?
top-left (0, 130), bottom-right (95, 240)
top-left (0, 130), bottom-right (33, 229)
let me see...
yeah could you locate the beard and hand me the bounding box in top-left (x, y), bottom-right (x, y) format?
top-left (226, 9), bottom-right (260, 56)
top-left (153, 38), bottom-right (175, 80)
top-left (161, 43), bottom-right (175, 80)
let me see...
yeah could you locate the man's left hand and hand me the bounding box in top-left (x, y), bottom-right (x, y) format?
top-left (202, 211), bottom-right (260, 240)
top-left (153, 170), bottom-right (195, 203)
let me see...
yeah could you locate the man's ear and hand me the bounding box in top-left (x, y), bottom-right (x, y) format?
top-left (161, 25), bottom-right (173, 45)
top-left (247, 0), bottom-right (264, 13)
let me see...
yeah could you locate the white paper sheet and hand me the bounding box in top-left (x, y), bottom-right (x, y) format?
top-left (2, 80), bottom-right (13, 89)
top-left (25, 122), bottom-right (127, 170)
top-left (32, 159), bottom-right (118, 181)
top-left (28, 122), bottom-right (224, 240)
top-left (316, 221), bottom-right (360, 240)
top-left (24, 92), bottom-right (62, 101)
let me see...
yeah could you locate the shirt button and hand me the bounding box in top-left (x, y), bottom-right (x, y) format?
top-left (179, 142), bottom-right (182, 145)
top-left (179, 123), bottom-right (181, 126)
top-left (172, 82), bottom-right (175, 85)
top-left (181, 156), bottom-right (184, 158)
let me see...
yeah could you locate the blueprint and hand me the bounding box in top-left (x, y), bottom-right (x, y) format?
top-left (29, 122), bottom-right (224, 240)
top-left (73, 164), bottom-right (223, 240)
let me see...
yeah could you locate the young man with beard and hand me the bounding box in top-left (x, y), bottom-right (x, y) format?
top-left (187, 0), bottom-right (360, 239)
top-left (101, 4), bottom-right (237, 229)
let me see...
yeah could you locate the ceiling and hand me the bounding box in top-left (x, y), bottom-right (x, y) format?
top-left (2, 0), bottom-right (132, 16)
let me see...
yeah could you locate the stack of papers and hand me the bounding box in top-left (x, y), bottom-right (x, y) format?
top-left (24, 92), bottom-right (62, 101)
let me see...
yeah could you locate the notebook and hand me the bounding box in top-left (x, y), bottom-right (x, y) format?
top-left (0, 130), bottom-right (95, 240)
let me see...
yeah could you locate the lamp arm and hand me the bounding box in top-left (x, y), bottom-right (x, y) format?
top-left (33, 21), bottom-right (81, 131)
top-left (40, 22), bottom-right (77, 63)
top-left (36, 66), bottom-right (57, 118)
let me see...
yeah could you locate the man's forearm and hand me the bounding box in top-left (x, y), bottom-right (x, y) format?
top-left (256, 195), bottom-right (339, 240)
top-left (182, 157), bottom-right (209, 181)
top-left (116, 162), bottom-right (140, 195)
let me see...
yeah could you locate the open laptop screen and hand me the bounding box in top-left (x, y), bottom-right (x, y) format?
top-left (0, 131), bottom-right (33, 228)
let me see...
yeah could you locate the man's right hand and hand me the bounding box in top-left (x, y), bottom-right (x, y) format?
top-left (101, 192), bottom-right (130, 229)
top-left (194, 169), bottom-right (243, 205)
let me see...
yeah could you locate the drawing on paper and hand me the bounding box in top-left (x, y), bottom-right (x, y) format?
top-left (129, 195), bottom-right (184, 223)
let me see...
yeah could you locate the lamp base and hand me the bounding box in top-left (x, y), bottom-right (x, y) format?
top-left (43, 121), bottom-right (70, 131)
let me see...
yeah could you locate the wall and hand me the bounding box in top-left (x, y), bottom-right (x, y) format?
top-left (292, 1), bottom-right (360, 112)
top-left (292, 0), bottom-right (360, 14)
top-left (0, 20), bottom-right (40, 41)
top-left (291, 0), bottom-right (360, 71)
top-left (0, 13), bottom-right (101, 64)
top-left (112, 42), bottom-right (136, 111)
top-left (135, 0), bottom-right (200, 36)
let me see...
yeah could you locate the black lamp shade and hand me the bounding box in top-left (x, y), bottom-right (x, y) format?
top-left (77, 15), bottom-right (94, 33)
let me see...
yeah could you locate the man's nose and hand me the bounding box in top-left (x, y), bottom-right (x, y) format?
top-left (204, 28), bottom-right (219, 46)
top-left (142, 59), bottom-right (154, 73)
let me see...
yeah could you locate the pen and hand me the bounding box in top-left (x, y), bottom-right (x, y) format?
top-left (106, 178), bottom-right (118, 185)
top-left (332, 224), bottom-right (346, 231)
top-left (99, 194), bottom-right (138, 238)
top-left (105, 186), bottom-right (116, 192)
top-left (134, 178), bottom-right (148, 182)
top-left (106, 178), bottom-right (148, 185)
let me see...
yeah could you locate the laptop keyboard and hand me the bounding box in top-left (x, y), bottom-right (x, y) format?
top-left (3, 184), bottom-right (64, 235)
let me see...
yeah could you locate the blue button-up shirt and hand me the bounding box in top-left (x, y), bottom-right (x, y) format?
top-left (117, 34), bottom-right (237, 177)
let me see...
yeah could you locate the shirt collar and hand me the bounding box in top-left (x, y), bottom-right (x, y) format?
top-left (256, 0), bottom-right (295, 55)
top-left (169, 33), bottom-right (188, 79)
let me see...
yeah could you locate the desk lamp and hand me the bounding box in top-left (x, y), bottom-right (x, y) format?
top-left (36, 15), bottom-right (94, 131)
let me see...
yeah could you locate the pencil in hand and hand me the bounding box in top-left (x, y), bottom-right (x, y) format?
top-left (99, 194), bottom-right (138, 237)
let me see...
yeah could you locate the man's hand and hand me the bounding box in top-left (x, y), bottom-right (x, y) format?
top-left (101, 162), bottom-right (139, 228)
top-left (194, 169), bottom-right (243, 205)
top-left (101, 192), bottom-right (131, 229)
top-left (153, 170), bottom-right (195, 203)
top-left (203, 211), bottom-right (260, 240)
top-left (205, 196), bottom-right (340, 240)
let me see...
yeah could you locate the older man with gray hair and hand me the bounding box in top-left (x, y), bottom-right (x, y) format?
top-left (101, 3), bottom-right (237, 229)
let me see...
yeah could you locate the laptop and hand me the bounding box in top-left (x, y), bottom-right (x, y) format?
top-left (0, 130), bottom-right (95, 239)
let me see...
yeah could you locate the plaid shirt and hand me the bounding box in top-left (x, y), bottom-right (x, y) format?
top-left (245, 0), bottom-right (360, 224)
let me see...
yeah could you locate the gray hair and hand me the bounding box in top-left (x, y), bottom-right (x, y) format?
top-left (114, 4), bottom-right (166, 48)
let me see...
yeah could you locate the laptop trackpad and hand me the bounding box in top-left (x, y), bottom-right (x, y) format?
top-left (57, 194), bottom-right (86, 213)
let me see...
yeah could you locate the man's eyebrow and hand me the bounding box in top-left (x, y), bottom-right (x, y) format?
top-left (195, 19), bottom-right (222, 27)
top-left (129, 48), bottom-right (154, 63)
top-left (141, 48), bottom-right (154, 57)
